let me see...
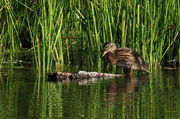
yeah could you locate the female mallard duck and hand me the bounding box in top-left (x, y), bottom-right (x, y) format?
top-left (101, 42), bottom-right (149, 78)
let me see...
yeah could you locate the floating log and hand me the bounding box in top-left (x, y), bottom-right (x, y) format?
top-left (47, 71), bottom-right (122, 82)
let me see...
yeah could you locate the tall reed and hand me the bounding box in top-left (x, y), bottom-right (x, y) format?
top-left (0, 0), bottom-right (179, 70)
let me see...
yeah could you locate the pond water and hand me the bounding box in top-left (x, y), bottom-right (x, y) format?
top-left (0, 68), bottom-right (179, 119)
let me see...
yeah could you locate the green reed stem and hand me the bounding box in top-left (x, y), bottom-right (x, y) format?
top-left (0, 0), bottom-right (179, 69)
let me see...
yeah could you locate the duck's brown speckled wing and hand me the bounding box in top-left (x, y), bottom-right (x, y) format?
top-left (130, 50), bottom-right (149, 72)
top-left (106, 48), bottom-right (148, 71)
top-left (105, 48), bottom-right (133, 68)
top-left (115, 48), bottom-right (134, 68)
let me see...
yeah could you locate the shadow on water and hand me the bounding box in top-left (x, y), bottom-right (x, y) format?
top-left (0, 68), bottom-right (179, 119)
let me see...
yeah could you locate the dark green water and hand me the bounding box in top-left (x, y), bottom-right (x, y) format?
top-left (0, 68), bottom-right (179, 119)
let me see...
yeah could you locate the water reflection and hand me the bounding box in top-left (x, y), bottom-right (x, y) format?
top-left (105, 75), bottom-right (149, 110)
top-left (0, 69), bottom-right (179, 119)
top-left (108, 75), bottom-right (149, 94)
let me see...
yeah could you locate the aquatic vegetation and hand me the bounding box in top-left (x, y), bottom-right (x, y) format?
top-left (0, 0), bottom-right (179, 69)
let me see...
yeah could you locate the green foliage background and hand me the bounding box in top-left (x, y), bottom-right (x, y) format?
top-left (0, 0), bottom-right (179, 69)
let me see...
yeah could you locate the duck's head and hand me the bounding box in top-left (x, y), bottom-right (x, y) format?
top-left (101, 42), bottom-right (117, 57)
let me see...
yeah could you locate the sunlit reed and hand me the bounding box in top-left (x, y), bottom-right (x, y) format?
top-left (0, 0), bottom-right (179, 70)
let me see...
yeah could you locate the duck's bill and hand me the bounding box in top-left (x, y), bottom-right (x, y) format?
top-left (101, 50), bottom-right (107, 57)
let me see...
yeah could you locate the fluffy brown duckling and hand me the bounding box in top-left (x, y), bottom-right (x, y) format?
top-left (101, 42), bottom-right (149, 78)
